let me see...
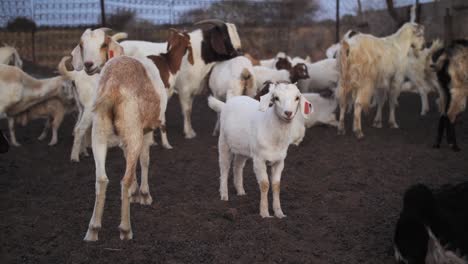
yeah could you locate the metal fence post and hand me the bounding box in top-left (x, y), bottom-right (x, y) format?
top-left (336, 0), bottom-right (340, 43)
top-left (100, 0), bottom-right (106, 27)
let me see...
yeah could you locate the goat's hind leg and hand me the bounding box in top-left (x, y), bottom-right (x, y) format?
top-left (447, 120), bottom-right (461, 152)
top-left (218, 134), bottom-right (233, 201)
top-left (7, 118), bottom-right (20, 147)
top-left (138, 132), bottom-right (154, 205)
top-left (433, 115), bottom-right (446, 149)
top-left (38, 119), bottom-right (50, 141)
top-left (84, 116), bottom-right (111, 242)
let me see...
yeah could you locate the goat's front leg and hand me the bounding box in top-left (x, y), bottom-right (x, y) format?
top-left (433, 115), bottom-right (446, 149)
top-left (159, 114), bottom-right (173, 149)
top-left (38, 119), bottom-right (50, 141)
top-left (7, 118), bottom-right (20, 147)
top-left (84, 117), bottom-right (111, 242)
top-left (253, 157), bottom-right (271, 218)
top-left (71, 110), bottom-right (93, 162)
top-left (373, 90), bottom-right (386, 128)
top-left (388, 89), bottom-right (400, 128)
top-left (179, 92), bottom-right (196, 139)
top-left (337, 87), bottom-right (347, 135)
top-left (138, 132), bottom-right (154, 205)
top-left (271, 160), bottom-right (286, 218)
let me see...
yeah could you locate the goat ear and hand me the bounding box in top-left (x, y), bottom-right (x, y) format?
top-left (71, 44), bottom-right (83, 71)
top-left (184, 33), bottom-right (195, 65)
top-left (259, 91), bottom-right (272, 112)
top-left (300, 94), bottom-right (313, 119)
top-left (210, 27), bottom-right (227, 55)
top-left (107, 37), bottom-right (124, 59)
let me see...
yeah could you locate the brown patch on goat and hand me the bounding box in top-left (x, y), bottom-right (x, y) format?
top-left (260, 181), bottom-right (269, 193)
top-left (147, 29), bottom-right (192, 89)
top-left (272, 182), bottom-right (280, 194)
top-left (275, 57), bottom-right (292, 71)
top-left (240, 68), bottom-right (255, 96)
top-left (447, 48), bottom-right (468, 122)
top-left (254, 81), bottom-right (273, 101)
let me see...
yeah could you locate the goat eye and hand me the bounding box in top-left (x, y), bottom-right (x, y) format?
top-left (273, 96), bottom-right (279, 101)
top-left (101, 43), bottom-right (108, 49)
top-left (295, 96), bottom-right (300, 101)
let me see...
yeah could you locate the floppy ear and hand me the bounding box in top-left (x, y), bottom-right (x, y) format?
top-left (107, 37), bottom-right (124, 59)
top-left (210, 27), bottom-right (227, 55)
top-left (184, 33), bottom-right (194, 65)
top-left (300, 94), bottom-right (313, 119)
top-left (259, 91), bottom-right (272, 112)
top-left (71, 44), bottom-right (83, 71)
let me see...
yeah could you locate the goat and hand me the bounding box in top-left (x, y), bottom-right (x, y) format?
top-left (8, 96), bottom-right (75, 147)
top-left (0, 64), bottom-right (67, 115)
top-left (432, 39), bottom-right (468, 152)
top-left (259, 52), bottom-right (292, 69)
top-left (208, 55), bottom-right (257, 135)
top-left (121, 19), bottom-right (242, 138)
top-left (297, 58), bottom-right (339, 93)
top-left (63, 30), bottom-right (130, 161)
top-left (254, 63), bottom-right (309, 89)
top-left (0, 44), bottom-right (22, 68)
top-left (394, 183), bottom-right (468, 264)
top-left (337, 23), bottom-right (425, 138)
top-left (208, 82), bottom-right (312, 218)
top-left (77, 36), bottom-right (168, 241)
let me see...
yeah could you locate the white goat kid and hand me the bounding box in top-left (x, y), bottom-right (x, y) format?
top-left (208, 82), bottom-right (312, 218)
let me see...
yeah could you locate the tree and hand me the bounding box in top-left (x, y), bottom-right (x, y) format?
top-left (6, 17), bottom-right (37, 32)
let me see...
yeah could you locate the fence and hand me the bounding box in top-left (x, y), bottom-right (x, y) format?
top-left (1, 0), bottom-right (467, 68)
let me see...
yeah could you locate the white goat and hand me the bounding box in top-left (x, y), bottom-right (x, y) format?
top-left (0, 44), bottom-right (23, 68)
top-left (337, 23), bottom-right (425, 138)
top-left (259, 52), bottom-right (292, 68)
top-left (62, 30), bottom-right (132, 161)
top-left (0, 64), bottom-right (67, 115)
top-left (209, 56), bottom-right (257, 135)
top-left (297, 58), bottom-right (339, 93)
top-left (208, 82), bottom-right (312, 218)
top-left (120, 20), bottom-right (242, 139)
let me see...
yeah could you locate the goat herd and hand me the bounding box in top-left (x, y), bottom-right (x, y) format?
top-left (1, 16), bottom-right (468, 263)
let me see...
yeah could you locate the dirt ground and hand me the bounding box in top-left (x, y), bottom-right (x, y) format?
top-left (1, 69), bottom-right (468, 263)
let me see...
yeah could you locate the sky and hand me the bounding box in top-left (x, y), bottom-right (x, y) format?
top-left (0, 0), bottom-right (434, 27)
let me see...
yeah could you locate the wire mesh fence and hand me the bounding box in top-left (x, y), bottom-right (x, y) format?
top-left (1, 0), bottom-right (467, 68)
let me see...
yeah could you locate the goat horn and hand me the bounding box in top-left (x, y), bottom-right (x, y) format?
top-left (194, 19), bottom-right (225, 27)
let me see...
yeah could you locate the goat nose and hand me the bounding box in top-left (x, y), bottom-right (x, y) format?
top-left (284, 111), bottom-right (293, 117)
top-left (84, 61), bottom-right (94, 69)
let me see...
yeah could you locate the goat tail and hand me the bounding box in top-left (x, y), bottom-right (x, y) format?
top-left (92, 83), bottom-right (116, 113)
top-left (240, 68), bottom-right (255, 96)
top-left (111, 32), bottom-right (128, 42)
top-left (207, 96), bottom-right (225, 113)
top-left (337, 40), bottom-right (351, 108)
top-left (58, 56), bottom-right (73, 80)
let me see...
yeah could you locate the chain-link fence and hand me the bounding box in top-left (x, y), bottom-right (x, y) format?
top-left (1, 0), bottom-right (467, 68)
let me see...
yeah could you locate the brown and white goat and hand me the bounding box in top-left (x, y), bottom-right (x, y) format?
top-left (337, 22), bottom-right (425, 138)
top-left (432, 39), bottom-right (468, 151)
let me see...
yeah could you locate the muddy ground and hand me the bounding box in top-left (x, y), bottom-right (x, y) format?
top-left (1, 68), bottom-right (468, 263)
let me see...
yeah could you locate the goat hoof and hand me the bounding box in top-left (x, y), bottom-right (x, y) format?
top-left (12, 143), bottom-right (21, 147)
top-left (260, 212), bottom-right (272, 218)
top-left (37, 135), bottom-right (46, 141)
top-left (220, 194), bottom-right (229, 201)
top-left (389, 123), bottom-right (399, 129)
top-left (162, 143), bottom-right (173, 150)
top-left (236, 190), bottom-right (246, 196)
top-left (119, 227), bottom-right (133, 240)
top-left (337, 129), bottom-right (346, 135)
top-left (139, 192), bottom-right (153, 205)
top-left (130, 193), bottom-right (141, 204)
top-left (84, 226), bottom-right (100, 242)
top-left (274, 211), bottom-right (287, 219)
top-left (354, 130), bottom-right (364, 139)
top-left (184, 131), bottom-right (197, 139)
top-left (48, 141), bottom-right (57, 146)
top-left (372, 121), bottom-right (382, 128)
